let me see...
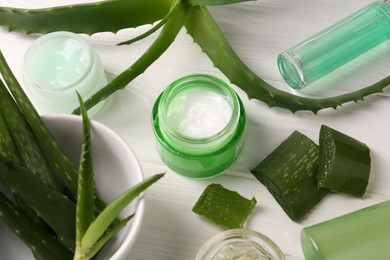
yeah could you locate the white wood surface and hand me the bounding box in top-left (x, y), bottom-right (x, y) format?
top-left (1, 0), bottom-right (389, 259)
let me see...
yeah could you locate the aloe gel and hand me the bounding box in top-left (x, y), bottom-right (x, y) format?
top-left (278, 1), bottom-right (390, 89)
top-left (23, 31), bottom-right (107, 114)
top-left (301, 200), bottom-right (390, 260)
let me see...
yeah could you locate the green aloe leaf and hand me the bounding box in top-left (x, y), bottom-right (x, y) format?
top-left (80, 173), bottom-right (165, 254)
top-left (0, 191), bottom-right (73, 259)
top-left (0, 0), bottom-right (171, 35)
top-left (187, 0), bottom-right (255, 6)
top-left (72, 1), bottom-right (190, 113)
top-left (75, 93), bottom-right (95, 251)
top-left (118, 0), bottom-right (182, 46)
top-left (84, 215), bottom-right (133, 259)
top-left (0, 158), bottom-right (76, 251)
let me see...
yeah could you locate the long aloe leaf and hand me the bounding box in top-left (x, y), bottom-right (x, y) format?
top-left (185, 6), bottom-right (390, 113)
top-left (0, 0), bottom-right (172, 35)
top-left (72, 1), bottom-right (190, 113)
top-left (188, 0), bottom-right (255, 6)
top-left (0, 100), bottom-right (19, 165)
top-left (81, 173), bottom-right (165, 251)
top-left (0, 51), bottom-right (79, 197)
top-left (117, 0), bottom-right (182, 46)
top-left (0, 159), bottom-right (76, 251)
top-left (0, 79), bottom-right (59, 188)
top-left (0, 192), bottom-right (73, 260)
top-left (75, 93), bottom-right (95, 252)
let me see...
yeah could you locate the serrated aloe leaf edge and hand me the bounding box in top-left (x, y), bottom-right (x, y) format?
top-left (0, 1), bottom-right (388, 113)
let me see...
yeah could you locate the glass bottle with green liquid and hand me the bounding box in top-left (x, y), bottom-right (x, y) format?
top-left (278, 1), bottom-right (390, 89)
top-left (301, 200), bottom-right (390, 259)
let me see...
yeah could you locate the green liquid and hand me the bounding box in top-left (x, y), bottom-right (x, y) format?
top-left (301, 200), bottom-right (390, 259)
top-left (278, 1), bottom-right (390, 89)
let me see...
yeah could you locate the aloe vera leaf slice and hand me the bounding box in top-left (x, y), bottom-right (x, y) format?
top-left (0, 0), bottom-right (171, 35)
top-left (72, 1), bottom-right (190, 113)
top-left (0, 192), bottom-right (73, 260)
top-left (192, 183), bottom-right (257, 229)
top-left (81, 173), bottom-right (165, 250)
top-left (0, 159), bottom-right (76, 251)
top-left (318, 125), bottom-right (371, 197)
top-left (251, 131), bottom-right (329, 221)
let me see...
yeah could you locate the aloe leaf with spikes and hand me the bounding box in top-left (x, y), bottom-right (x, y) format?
top-left (74, 94), bottom-right (165, 260)
top-left (0, 0), bottom-right (389, 113)
top-left (0, 0), bottom-right (172, 35)
top-left (0, 192), bottom-right (73, 259)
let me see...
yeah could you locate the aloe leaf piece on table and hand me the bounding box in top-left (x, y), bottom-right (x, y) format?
top-left (318, 125), bottom-right (371, 197)
top-left (251, 131), bottom-right (329, 221)
top-left (0, 0), bottom-right (171, 35)
top-left (0, 158), bottom-right (76, 251)
top-left (0, 192), bottom-right (73, 260)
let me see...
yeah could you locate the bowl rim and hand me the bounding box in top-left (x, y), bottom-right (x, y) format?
top-left (42, 114), bottom-right (145, 260)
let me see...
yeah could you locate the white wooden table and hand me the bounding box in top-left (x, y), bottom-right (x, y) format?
top-left (0, 0), bottom-right (389, 259)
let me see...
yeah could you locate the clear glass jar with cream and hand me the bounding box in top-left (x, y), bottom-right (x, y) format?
top-left (152, 74), bottom-right (245, 178)
top-left (196, 229), bottom-right (286, 260)
top-left (23, 31), bottom-right (107, 115)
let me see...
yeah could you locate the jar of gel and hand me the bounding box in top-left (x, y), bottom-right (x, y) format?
top-left (152, 74), bottom-right (245, 178)
top-left (23, 31), bottom-right (107, 115)
top-left (196, 229), bottom-right (286, 260)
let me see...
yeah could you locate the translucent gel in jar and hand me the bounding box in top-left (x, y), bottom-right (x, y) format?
top-left (23, 31), bottom-right (107, 115)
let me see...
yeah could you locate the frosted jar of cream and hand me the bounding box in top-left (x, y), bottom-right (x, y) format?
top-left (152, 74), bottom-right (245, 178)
top-left (23, 31), bottom-right (107, 115)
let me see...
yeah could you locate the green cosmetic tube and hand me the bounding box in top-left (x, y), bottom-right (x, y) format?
top-left (278, 1), bottom-right (390, 89)
top-left (301, 200), bottom-right (390, 260)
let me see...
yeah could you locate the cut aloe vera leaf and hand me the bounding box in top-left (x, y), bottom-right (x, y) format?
top-left (0, 192), bottom-right (73, 260)
top-left (318, 125), bottom-right (371, 197)
top-left (192, 183), bottom-right (257, 229)
top-left (0, 158), bottom-right (76, 251)
top-left (251, 131), bottom-right (329, 221)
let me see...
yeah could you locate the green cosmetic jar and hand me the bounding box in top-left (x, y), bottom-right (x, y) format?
top-left (152, 74), bottom-right (246, 178)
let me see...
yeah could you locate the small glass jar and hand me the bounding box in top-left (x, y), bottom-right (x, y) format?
top-left (196, 229), bottom-right (286, 260)
top-left (23, 31), bottom-right (107, 115)
top-left (152, 74), bottom-right (245, 178)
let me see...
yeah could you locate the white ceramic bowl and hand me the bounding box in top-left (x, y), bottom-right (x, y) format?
top-left (0, 114), bottom-right (145, 259)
